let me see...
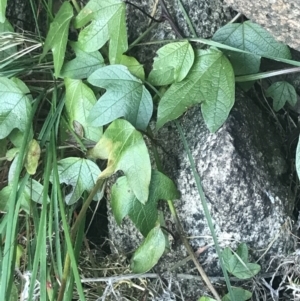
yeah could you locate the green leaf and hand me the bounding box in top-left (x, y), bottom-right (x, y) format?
top-left (65, 78), bottom-right (102, 142)
top-left (111, 170), bottom-right (179, 236)
top-left (0, 19), bottom-right (16, 60)
top-left (120, 55), bottom-right (145, 80)
top-left (51, 157), bottom-right (102, 205)
top-left (60, 43), bottom-right (104, 79)
top-left (0, 179), bottom-right (49, 214)
top-left (74, 0), bottom-right (128, 64)
top-left (131, 226), bottom-right (165, 273)
top-left (88, 65), bottom-right (153, 130)
top-left (0, 77), bottom-right (32, 139)
top-left (148, 41), bottom-right (194, 86)
top-left (212, 21), bottom-right (291, 76)
top-left (88, 119), bottom-right (151, 203)
top-left (222, 287), bottom-right (252, 301)
top-left (296, 138), bottom-right (300, 180)
top-left (265, 81), bottom-right (297, 111)
top-left (222, 243), bottom-right (261, 279)
top-left (0, 1), bottom-right (7, 23)
top-left (41, 2), bottom-right (73, 77)
top-left (198, 297), bottom-right (217, 301)
top-left (157, 48), bottom-right (235, 132)
top-left (24, 139), bottom-right (41, 175)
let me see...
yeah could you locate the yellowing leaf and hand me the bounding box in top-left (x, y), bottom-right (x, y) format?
top-left (41, 2), bottom-right (73, 77)
top-left (74, 0), bottom-right (127, 64)
top-left (148, 41), bottom-right (194, 86)
top-left (88, 65), bottom-right (152, 130)
top-left (88, 119), bottom-right (151, 203)
top-left (25, 139), bottom-right (41, 175)
top-left (65, 78), bottom-right (102, 142)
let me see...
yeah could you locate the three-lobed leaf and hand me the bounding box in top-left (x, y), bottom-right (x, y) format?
top-left (88, 119), bottom-right (151, 203)
top-left (51, 157), bottom-right (102, 205)
top-left (157, 48), bottom-right (235, 132)
top-left (61, 43), bottom-right (105, 79)
top-left (266, 81), bottom-right (297, 111)
top-left (65, 78), bottom-right (102, 142)
top-left (148, 41), bottom-right (194, 86)
top-left (222, 243), bottom-right (261, 279)
top-left (0, 77), bottom-right (31, 139)
top-left (130, 226), bottom-right (165, 273)
top-left (41, 2), bottom-right (73, 77)
top-left (212, 21), bottom-right (291, 76)
top-left (88, 65), bottom-right (153, 130)
top-left (111, 170), bottom-right (179, 236)
top-left (74, 0), bottom-right (127, 64)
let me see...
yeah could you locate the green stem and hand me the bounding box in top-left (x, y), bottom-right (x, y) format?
top-left (71, 0), bottom-right (81, 13)
top-left (175, 120), bottom-right (235, 301)
top-left (177, 0), bottom-right (197, 37)
top-left (56, 178), bottom-right (105, 301)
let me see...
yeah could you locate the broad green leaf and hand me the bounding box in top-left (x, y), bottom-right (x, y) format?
top-left (88, 65), bottom-right (153, 130)
top-left (111, 170), bottom-right (179, 236)
top-left (266, 81), bottom-right (297, 111)
top-left (0, 1), bottom-right (7, 23)
top-left (222, 243), bottom-right (261, 279)
top-left (60, 43), bottom-right (105, 79)
top-left (222, 288), bottom-right (252, 301)
top-left (157, 48), bottom-right (235, 132)
top-left (0, 19), bottom-right (16, 60)
top-left (25, 178), bottom-right (50, 205)
top-left (131, 226), bottom-right (165, 273)
top-left (148, 41), bottom-right (194, 86)
top-left (24, 139), bottom-right (41, 175)
top-left (74, 0), bottom-right (127, 64)
top-left (65, 78), bottom-right (102, 142)
top-left (51, 157), bottom-right (102, 205)
top-left (212, 21), bottom-right (291, 76)
top-left (88, 119), bottom-right (151, 203)
top-left (120, 55), bottom-right (145, 80)
top-left (198, 297), bottom-right (216, 301)
top-left (0, 77), bottom-right (31, 139)
top-left (0, 179), bottom-right (49, 213)
top-left (41, 2), bottom-right (73, 77)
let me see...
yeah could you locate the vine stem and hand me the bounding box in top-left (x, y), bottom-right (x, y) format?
top-left (167, 200), bottom-right (222, 301)
top-left (56, 178), bottom-right (106, 301)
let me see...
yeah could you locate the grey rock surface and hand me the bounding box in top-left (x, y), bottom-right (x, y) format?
top-left (106, 2), bottom-right (296, 299)
top-left (126, 0), bottom-right (235, 72)
top-left (224, 0), bottom-right (300, 51)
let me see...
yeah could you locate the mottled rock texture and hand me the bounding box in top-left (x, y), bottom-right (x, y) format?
top-left (224, 0), bottom-right (300, 51)
top-left (107, 0), bottom-right (295, 285)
